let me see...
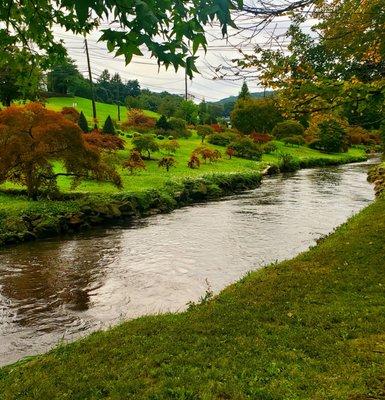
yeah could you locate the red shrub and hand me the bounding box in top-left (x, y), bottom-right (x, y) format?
top-left (83, 132), bottom-right (125, 151)
top-left (193, 146), bottom-right (220, 163)
top-left (124, 150), bottom-right (146, 174)
top-left (61, 107), bottom-right (80, 123)
top-left (122, 109), bottom-right (156, 131)
top-left (188, 154), bottom-right (201, 169)
top-left (250, 132), bottom-right (272, 143)
top-left (226, 146), bottom-right (235, 159)
top-left (211, 123), bottom-right (223, 133)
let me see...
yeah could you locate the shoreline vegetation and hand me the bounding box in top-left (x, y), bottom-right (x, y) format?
top-left (0, 144), bottom-right (367, 248)
top-left (0, 172), bottom-right (384, 399)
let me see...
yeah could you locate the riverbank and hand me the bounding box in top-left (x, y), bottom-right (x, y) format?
top-left (0, 144), bottom-right (367, 247)
top-left (0, 175), bottom-right (383, 399)
top-left (368, 161), bottom-right (385, 196)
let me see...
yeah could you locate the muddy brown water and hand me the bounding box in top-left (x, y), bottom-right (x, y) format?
top-left (0, 160), bottom-right (376, 366)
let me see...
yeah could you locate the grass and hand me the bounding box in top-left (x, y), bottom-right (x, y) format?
top-left (0, 135), bottom-right (366, 218)
top-left (1, 192), bottom-right (384, 399)
top-left (0, 134), bottom-right (365, 220)
top-left (45, 96), bottom-right (159, 123)
top-left (0, 96), bottom-right (368, 241)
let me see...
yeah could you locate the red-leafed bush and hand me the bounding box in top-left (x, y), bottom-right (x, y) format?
top-left (250, 132), bottom-right (272, 143)
top-left (226, 146), bottom-right (236, 159)
top-left (124, 150), bottom-right (146, 174)
top-left (158, 156), bottom-right (176, 172)
top-left (211, 123), bottom-right (223, 133)
top-left (122, 109), bottom-right (156, 132)
top-left (0, 103), bottom-right (121, 198)
top-left (192, 146), bottom-right (221, 163)
top-left (188, 154), bottom-right (201, 169)
top-left (61, 107), bottom-right (80, 123)
top-left (83, 132), bottom-right (125, 151)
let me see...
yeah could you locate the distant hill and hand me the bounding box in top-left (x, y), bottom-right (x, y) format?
top-left (214, 91), bottom-right (274, 105)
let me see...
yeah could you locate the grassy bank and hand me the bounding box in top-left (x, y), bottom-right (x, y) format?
top-left (45, 96), bottom-right (159, 122)
top-left (0, 139), bottom-right (367, 246)
top-left (1, 186), bottom-right (384, 399)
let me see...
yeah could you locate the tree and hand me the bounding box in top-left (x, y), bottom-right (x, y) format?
top-left (156, 115), bottom-right (172, 131)
top-left (158, 96), bottom-right (181, 117)
top-left (272, 120), bottom-right (305, 139)
top-left (47, 57), bottom-right (81, 95)
top-left (158, 156), bottom-right (176, 172)
top-left (175, 100), bottom-right (199, 124)
top-left (126, 96), bottom-right (143, 110)
top-left (198, 100), bottom-right (208, 124)
top-left (196, 125), bottom-right (214, 143)
top-left (193, 147), bottom-right (218, 163)
top-left (1, 0), bottom-right (241, 79)
top-left (0, 103), bottom-right (121, 198)
top-left (231, 98), bottom-right (282, 134)
top-left (226, 146), bottom-right (235, 159)
top-left (124, 80), bottom-right (141, 98)
top-left (96, 70), bottom-right (113, 103)
top-left (238, 81), bottom-right (251, 100)
top-left (161, 140), bottom-right (180, 154)
top-left (168, 118), bottom-right (191, 138)
top-left (83, 132), bottom-right (125, 151)
top-left (187, 154), bottom-right (201, 169)
top-left (78, 111), bottom-right (89, 133)
top-left (132, 134), bottom-right (159, 159)
top-left (102, 115), bottom-right (115, 135)
top-left (237, 1), bottom-right (385, 120)
top-left (229, 137), bottom-right (263, 160)
top-left (0, 48), bottom-right (42, 106)
top-left (124, 150), bottom-right (146, 174)
top-left (313, 120), bottom-right (348, 153)
top-left (206, 103), bottom-right (223, 124)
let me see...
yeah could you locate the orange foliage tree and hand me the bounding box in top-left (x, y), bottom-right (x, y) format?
top-left (187, 154), bottom-right (200, 169)
top-left (0, 103), bottom-right (122, 198)
top-left (83, 131), bottom-right (125, 151)
top-left (124, 150), bottom-right (146, 174)
top-left (122, 109), bottom-right (156, 132)
top-left (192, 146), bottom-right (221, 163)
top-left (158, 156), bottom-right (176, 172)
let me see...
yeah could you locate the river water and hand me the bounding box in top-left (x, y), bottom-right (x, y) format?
top-left (0, 160), bottom-right (376, 366)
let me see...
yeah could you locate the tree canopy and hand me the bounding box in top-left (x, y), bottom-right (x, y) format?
top-left (0, 48), bottom-right (42, 106)
top-left (2, 0), bottom-right (242, 77)
top-left (236, 0), bottom-right (385, 124)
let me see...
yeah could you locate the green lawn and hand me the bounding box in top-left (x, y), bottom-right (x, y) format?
top-left (1, 186), bottom-right (384, 399)
top-left (46, 96), bottom-right (159, 123)
top-left (0, 134), bottom-right (366, 216)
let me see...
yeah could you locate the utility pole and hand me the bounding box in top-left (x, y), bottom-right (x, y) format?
top-left (84, 37), bottom-right (97, 128)
top-left (185, 68), bottom-right (188, 101)
top-left (116, 84), bottom-right (121, 121)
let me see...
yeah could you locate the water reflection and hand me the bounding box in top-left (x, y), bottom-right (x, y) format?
top-left (0, 160), bottom-right (376, 365)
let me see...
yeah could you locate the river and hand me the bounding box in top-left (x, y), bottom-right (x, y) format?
top-left (0, 160), bottom-right (376, 366)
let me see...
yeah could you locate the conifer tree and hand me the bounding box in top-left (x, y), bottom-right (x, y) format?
top-left (78, 111), bottom-right (89, 133)
top-left (238, 81), bottom-right (251, 100)
top-left (102, 115), bottom-right (115, 135)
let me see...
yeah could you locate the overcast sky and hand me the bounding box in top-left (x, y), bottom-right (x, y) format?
top-left (54, 11), bottom-right (307, 102)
